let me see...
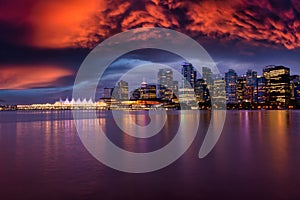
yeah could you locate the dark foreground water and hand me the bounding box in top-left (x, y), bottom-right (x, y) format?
top-left (0, 110), bottom-right (300, 200)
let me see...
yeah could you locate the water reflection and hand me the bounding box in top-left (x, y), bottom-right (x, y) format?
top-left (1, 110), bottom-right (300, 199)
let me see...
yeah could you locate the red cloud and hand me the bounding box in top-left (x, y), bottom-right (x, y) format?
top-left (0, 65), bottom-right (73, 89)
top-left (184, 0), bottom-right (300, 49)
top-left (0, 0), bottom-right (299, 50)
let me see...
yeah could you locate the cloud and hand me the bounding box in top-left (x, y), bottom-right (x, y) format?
top-left (0, 0), bottom-right (299, 50)
top-left (0, 65), bottom-right (73, 89)
top-left (184, 0), bottom-right (300, 49)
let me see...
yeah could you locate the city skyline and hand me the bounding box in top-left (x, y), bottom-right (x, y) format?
top-left (1, 0), bottom-right (300, 104)
top-left (3, 62), bottom-right (300, 111)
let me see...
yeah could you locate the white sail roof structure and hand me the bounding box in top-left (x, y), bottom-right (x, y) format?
top-left (70, 98), bottom-right (75, 104)
top-left (87, 98), bottom-right (94, 104)
top-left (64, 98), bottom-right (70, 104)
top-left (82, 98), bottom-right (87, 104)
top-left (75, 98), bottom-right (82, 104)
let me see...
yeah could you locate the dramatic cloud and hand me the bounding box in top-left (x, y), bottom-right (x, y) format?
top-left (0, 65), bottom-right (73, 89)
top-left (0, 0), bottom-right (299, 49)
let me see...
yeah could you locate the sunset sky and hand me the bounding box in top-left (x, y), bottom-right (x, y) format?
top-left (0, 0), bottom-right (300, 104)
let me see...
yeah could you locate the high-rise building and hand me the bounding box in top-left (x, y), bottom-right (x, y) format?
top-left (263, 65), bottom-right (290, 107)
top-left (158, 68), bottom-right (174, 100)
top-left (114, 80), bottom-right (128, 100)
top-left (290, 75), bottom-right (300, 107)
top-left (246, 69), bottom-right (257, 87)
top-left (178, 86), bottom-right (198, 109)
top-left (103, 88), bottom-right (114, 99)
top-left (225, 69), bottom-right (238, 104)
top-left (212, 78), bottom-right (226, 109)
top-left (181, 62), bottom-right (197, 88)
top-left (237, 76), bottom-right (246, 103)
top-left (244, 69), bottom-right (257, 103)
top-left (254, 76), bottom-right (268, 105)
top-left (194, 79), bottom-right (210, 104)
top-left (158, 68), bottom-right (173, 89)
top-left (202, 67), bottom-right (213, 87)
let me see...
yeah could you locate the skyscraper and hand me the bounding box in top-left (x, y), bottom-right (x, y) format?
top-left (290, 75), bottom-right (300, 107)
top-left (212, 78), bottom-right (226, 109)
top-left (225, 69), bottom-right (238, 104)
top-left (202, 67), bottom-right (213, 88)
top-left (157, 68), bottom-right (174, 100)
top-left (103, 88), bottom-right (114, 99)
top-left (114, 80), bottom-right (128, 100)
top-left (263, 65), bottom-right (290, 108)
top-left (181, 62), bottom-right (197, 88)
top-left (237, 76), bottom-right (246, 103)
top-left (194, 79), bottom-right (210, 104)
top-left (254, 76), bottom-right (268, 105)
top-left (246, 69), bottom-right (257, 87)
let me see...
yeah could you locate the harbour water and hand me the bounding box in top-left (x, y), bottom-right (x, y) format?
top-left (0, 110), bottom-right (300, 199)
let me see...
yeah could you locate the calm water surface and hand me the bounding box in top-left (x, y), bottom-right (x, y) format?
top-left (0, 110), bottom-right (300, 200)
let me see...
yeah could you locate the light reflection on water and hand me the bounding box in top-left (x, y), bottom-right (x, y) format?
top-left (0, 110), bottom-right (300, 199)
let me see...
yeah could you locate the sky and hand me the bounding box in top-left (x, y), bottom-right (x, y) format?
top-left (0, 0), bottom-right (300, 104)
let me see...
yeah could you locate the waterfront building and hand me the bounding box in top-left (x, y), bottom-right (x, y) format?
top-left (181, 62), bottom-right (197, 88)
top-left (158, 68), bottom-right (174, 100)
top-left (103, 88), bottom-right (114, 99)
top-left (202, 67), bottom-right (213, 87)
top-left (114, 80), bottom-right (128, 100)
top-left (211, 78), bottom-right (226, 109)
top-left (237, 76), bottom-right (246, 103)
top-left (194, 79), bottom-right (210, 105)
top-left (130, 81), bottom-right (157, 100)
top-left (263, 65), bottom-right (290, 108)
top-left (225, 69), bottom-right (238, 104)
top-left (178, 87), bottom-right (198, 109)
top-left (254, 76), bottom-right (268, 106)
top-left (290, 75), bottom-right (300, 107)
top-left (246, 69), bottom-right (257, 87)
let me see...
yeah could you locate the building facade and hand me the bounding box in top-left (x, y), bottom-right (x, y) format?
top-left (263, 65), bottom-right (290, 108)
top-left (225, 69), bottom-right (238, 104)
top-left (182, 62), bottom-right (197, 88)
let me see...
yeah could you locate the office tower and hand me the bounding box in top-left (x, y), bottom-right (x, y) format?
top-left (202, 67), bottom-right (213, 87)
top-left (158, 69), bottom-right (173, 89)
top-left (194, 79), bottom-right (210, 104)
top-left (158, 68), bottom-right (174, 100)
top-left (178, 86), bottom-right (197, 109)
top-left (237, 76), bottom-right (246, 103)
top-left (263, 65), bottom-right (290, 107)
top-left (212, 78), bottom-right (226, 109)
top-left (114, 80), bottom-right (128, 100)
top-left (225, 69), bottom-right (238, 104)
top-left (290, 75), bottom-right (300, 107)
top-left (103, 88), bottom-right (114, 99)
top-left (181, 62), bottom-right (197, 88)
top-left (254, 76), bottom-right (268, 105)
top-left (246, 69), bottom-right (257, 87)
